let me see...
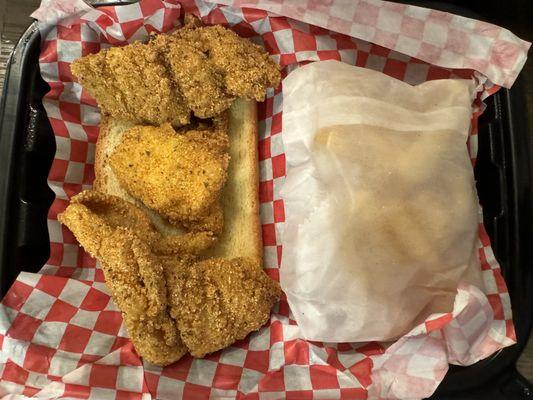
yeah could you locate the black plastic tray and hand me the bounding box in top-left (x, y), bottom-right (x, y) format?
top-left (0, 5), bottom-right (532, 400)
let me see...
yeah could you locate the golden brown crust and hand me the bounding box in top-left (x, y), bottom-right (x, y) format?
top-left (154, 36), bottom-right (234, 118)
top-left (71, 44), bottom-right (190, 126)
top-left (59, 190), bottom-right (276, 364)
top-left (96, 117), bottom-right (223, 245)
top-left (162, 256), bottom-right (280, 358)
top-left (68, 190), bottom-right (157, 238)
top-left (153, 231), bottom-right (216, 256)
top-left (96, 117), bottom-right (180, 233)
top-left (67, 191), bottom-right (216, 256)
top-left (58, 198), bottom-right (188, 365)
top-left (183, 112), bottom-right (230, 153)
top-left (179, 200), bottom-right (224, 236)
top-left (108, 123), bottom-right (230, 224)
top-left (72, 25), bottom-right (280, 126)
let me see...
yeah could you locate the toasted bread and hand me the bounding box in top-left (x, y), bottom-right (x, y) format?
top-left (94, 98), bottom-right (263, 262)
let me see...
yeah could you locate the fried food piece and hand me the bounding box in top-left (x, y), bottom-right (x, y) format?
top-left (58, 198), bottom-right (187, 366)
top-left (71, 42), bottom-right (189, 126)
top-left (153, 231), bottom-right (216, 256)
top-left (72, 23), bottom-right (280, 124)
top-left (175, 25), bottom-right (280, 102)
top-left (109, 124), bottom-right (229, 225)
top-left (68, 190), bottom-right (216, 255)
top-left (69, 189), bottom-right (157, 241)
top-left (156, 37), bottom-right (233, 118)
top-left (163, 257), bottom-right (281, 358)
top-left (60, 190), bottom-right (278, 362)
top-left (152, 24), bottom-right (281, 118)
top-left (97, 229), bottom-right (185, 365)
top-left (180, 201), bottom-right (223, 235)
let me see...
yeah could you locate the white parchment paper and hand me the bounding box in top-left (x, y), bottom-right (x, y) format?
top-left (280, 60), bottom-right (483, 342)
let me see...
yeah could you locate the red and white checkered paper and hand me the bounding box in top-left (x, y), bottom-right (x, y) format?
top-left (0, 0), bottom-right (528, 398)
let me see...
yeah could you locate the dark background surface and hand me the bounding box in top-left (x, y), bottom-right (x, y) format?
top-left (0, 0), bottom-right (532, 384)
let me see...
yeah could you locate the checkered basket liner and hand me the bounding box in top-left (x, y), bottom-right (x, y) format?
top-left (0, 0), bottom-right (528, 398)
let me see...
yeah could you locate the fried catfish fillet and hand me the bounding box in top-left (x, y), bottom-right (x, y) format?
top-left (71, 23), bottom-right (280, 124)
top-left (163, 257), bottom-right (281, 358)
top-left (66, 190), bottom-right (216, 255)
top-left (172, 24), bottom-right (280, 102)
top-left (109, 124), bottom-right (229, 229)
top-left (153, 37), bottom-right (233, 119)
top-left (151, 24), bottom-right (280, 119)
top-left (71, 42), bottom-right (190, 126)
top-left (58, 194), bottom-right (188, 365)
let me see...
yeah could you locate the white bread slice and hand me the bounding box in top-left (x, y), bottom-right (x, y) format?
top-left (202, 99), bottom-right (262, 261)
top-left (94, 98), bottom-right (263, 262)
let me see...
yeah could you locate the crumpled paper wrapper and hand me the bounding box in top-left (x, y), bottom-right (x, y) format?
top-left (280, 61), bottom-right (483, 343)
top-left (0, 0), bottom-right (527, 399)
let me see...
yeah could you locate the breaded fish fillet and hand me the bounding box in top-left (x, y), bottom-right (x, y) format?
top-left (151, 24), bottom-right (281, 119)
top-left (58, 193), bottom-right (188, 366)
top-left (167, 24), bottom-right (281, 107)
top-left (109, 124), bottom-right (229, 230)
top-left (60, 191), bottom-right (280, 363)
top-left (71, 42), bottom-right (190, 126)
top-left (71, 23), bottom-right (280, 125)
top-left (163, 257), bottom-right (281, 358)
top-left (66, 190), bottom-right (216, 255)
